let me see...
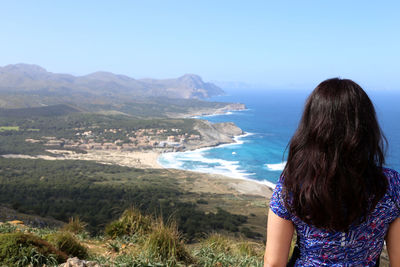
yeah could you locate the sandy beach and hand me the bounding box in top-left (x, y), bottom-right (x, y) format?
top-left (3, 149), bottom-right (163, 169)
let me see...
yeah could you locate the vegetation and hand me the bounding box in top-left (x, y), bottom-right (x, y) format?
top-left (0, 104), bottom-right (80, 118)
top-left (111, 97), bottom-right (232, 118)
top-left (62, 216), bottom-right (88, 235)
top-left (0, 208), bottom-right (265, 266)
top-left (144, 219), bottom-right (192, 264)
top-left (45, 232), bottom-right (88, 259)
top-left (105, 207), bottom-right (152, 238)
top-left (0, 103), bottom-right (267, 265)
top-left (0, 232), bottom-right (67, 266)
top-left (0, 126), bottom-right (19, 132)
top-left (0, 158), bottom-right (259, 240)
top-left (0, 210), bottom-right (390, 266)
top-left (0, 222), bottom-right (17, 234)
top-left (0, 111), bottom-right (199, 155)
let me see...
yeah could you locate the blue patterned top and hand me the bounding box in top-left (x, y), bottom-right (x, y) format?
top-left (269, 168), bottom-right (400, 266)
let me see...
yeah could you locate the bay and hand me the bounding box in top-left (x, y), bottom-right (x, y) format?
top-left (159, 89), bottom-right (400, 185)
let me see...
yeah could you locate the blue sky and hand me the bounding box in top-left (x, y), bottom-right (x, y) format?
top-left (1, 0), bottom-right (399, 89)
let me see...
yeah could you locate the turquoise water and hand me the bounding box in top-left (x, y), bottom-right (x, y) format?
top-left (159, 90), bottom-right (400, 185)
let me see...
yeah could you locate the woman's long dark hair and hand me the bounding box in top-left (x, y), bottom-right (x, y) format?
top-left (283, 78), bottom-right (388, 231)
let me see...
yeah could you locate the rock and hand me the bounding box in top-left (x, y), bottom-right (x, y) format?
top-left (216, 103), bottom-right (246, 113)
top-left (8, 220), bottom-right (24, 225)
top-left (191, 120), bottom-right (244, 149)
top-left (212, 122), bottom-right (243, 137)
top-left (59, 257), bottom-right (102, 267)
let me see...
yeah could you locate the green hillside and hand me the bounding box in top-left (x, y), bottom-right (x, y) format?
top-left (0, 104), bottom-right (81, 118)
top-left (0, 158), bottom-right (265, 241)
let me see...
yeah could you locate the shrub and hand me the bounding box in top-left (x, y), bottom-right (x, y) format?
top-left (62, 216), bottom-right (88, 234)
top-left (105, 221), bottom-right (126, 239)
top-left (0, 232), bottom-right (67, 266)
top-left (144, 219), bottom-right (192, 264)
top-left (105, 207), bottom-right (152, 238)
top-left (45, 232), bottom-right (88, 259)
top-left (119, 207), bottom-right (152, 235)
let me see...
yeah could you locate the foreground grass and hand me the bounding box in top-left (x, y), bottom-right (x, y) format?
top-left (0, 208), bottom-right (265, 266)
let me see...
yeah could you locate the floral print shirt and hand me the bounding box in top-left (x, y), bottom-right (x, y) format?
top-left (270, 168), bottom-right (400, 266)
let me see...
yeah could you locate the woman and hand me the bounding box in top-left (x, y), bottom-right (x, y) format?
top-left (264, 78), bottom-right (400, 266)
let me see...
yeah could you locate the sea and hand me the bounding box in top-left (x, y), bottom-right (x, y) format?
top-left (158, 89), bottom-right (400, 186)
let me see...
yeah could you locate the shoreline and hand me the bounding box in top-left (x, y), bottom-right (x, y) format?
top-left (157, 131), bottom-right (278, 191)
top-left (2, 133), bottom-right (275, 197)
top-left (2, 106), bottom-right (276, 197)
top-left (159, 106), bottom-right (279, 191)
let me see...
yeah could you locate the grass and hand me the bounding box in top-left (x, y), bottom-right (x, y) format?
top-left (0, 232), bottom-right (67, 266)
top-left (192, 234), bottom-right (264, 267)
top-left (144, 219), bottom-right (192, 264)
top-left (1, 217), bottom-right (389, 266)
top-left (0, 223), bottom-right (17, 234)
top-left (88, 208), bottom-right (266, 266)
top-left (62, 216), bottom-right (88, 235)
top-left (0, 126), bottom-right (19, 132)
top-left (45, 232), bottom-right (88, 259)
top-left (98, 209), bottom-right (264, 266)
top-left (105, 207), bottom-right (152, 238)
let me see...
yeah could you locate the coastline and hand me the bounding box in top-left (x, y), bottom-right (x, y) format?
top-left (157, 131), bottom-right (277, 190)
top-left (158, 107), bottom-right (279, 193)
top-left (2, 148), bottom-right (273, 198)
top-left (2, 106), bottom-right (275, 198)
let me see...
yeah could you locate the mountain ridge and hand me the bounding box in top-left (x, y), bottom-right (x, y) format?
top-left (0, 63), bottom-right (224, 100)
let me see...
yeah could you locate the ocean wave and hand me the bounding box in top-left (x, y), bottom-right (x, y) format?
top-left (157, 131), bottom-right (276, 184)
top-left (264, 161), bottom-right (287, 171)
top-left (233, 132), bottom-right (254, 143)
top-left (157, 134), bottom-right (255, 180)
top-left (158, 149), bottom-right (252, 179)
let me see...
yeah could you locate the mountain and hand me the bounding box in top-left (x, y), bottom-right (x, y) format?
top-left (0, 64), bottom-right (224, 100)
